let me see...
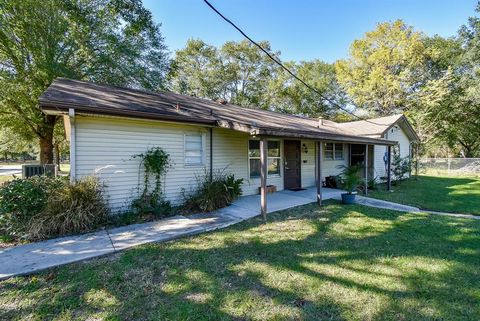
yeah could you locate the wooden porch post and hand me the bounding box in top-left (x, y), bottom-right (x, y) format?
top-left (316, 141), bottom-right (323, 205)
top-left (364, 144), bottom-right (368, 195)
top-left (387, 145), bottom-right (392, 191)
top-left (260, 137), bottom-right (268, 219)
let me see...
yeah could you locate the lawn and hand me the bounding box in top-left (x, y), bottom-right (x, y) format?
top-left (0, 175), bottom-right (15, 185)
top-left (369, 175), bottom-right (480, 215)
top-left (1, 201), bottom-right (479, 321)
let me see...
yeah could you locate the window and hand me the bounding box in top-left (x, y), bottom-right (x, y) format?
top-left (324, 143), bottom-right (344, 160)
top-left (184, 134), bottom-right (204, 165)
top-left (249, 140), bottom-right (281, 178)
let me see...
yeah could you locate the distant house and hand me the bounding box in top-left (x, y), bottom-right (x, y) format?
top-left (40, 78), bottom-right (419, 213)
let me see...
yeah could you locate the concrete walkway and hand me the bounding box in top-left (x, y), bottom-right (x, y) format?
top-left (2, 187), bottom-right (477, 280)
top-left (356, 195), bottom-right (480, 220)
top-left (0, 187), bottom-right (342, 280)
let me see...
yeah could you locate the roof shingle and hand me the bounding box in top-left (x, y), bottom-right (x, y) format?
top-left (40, 78), bottom-right (400, 145)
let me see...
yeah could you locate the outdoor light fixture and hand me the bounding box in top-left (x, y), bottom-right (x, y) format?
top-left (302, 143), bottom-right (308, 154)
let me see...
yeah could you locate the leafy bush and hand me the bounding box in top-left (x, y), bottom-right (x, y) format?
top-left (131, 196), bottom-right (172, 218)
top-left (0, 176), bottom-right (66, 240)
top-left (182, 169), bottom-right (244, 213)
top-left (28, 177), bottom-right (108, 240)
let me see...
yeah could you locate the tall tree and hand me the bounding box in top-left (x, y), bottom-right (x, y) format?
top-left (168, 39), bottom-right (223, 99)
top-left (0, 0), bottom-right (169, 164)
top-left (220, 40), bottom-right (279, 108)
top-left (267, 60), bottom-right (348, 117)
top-left (417, 3), bottom-right (480, 157)
top-left (168, 39), bottom-right (279, 109)
top-left (335, 20), bottom-right (431, 116)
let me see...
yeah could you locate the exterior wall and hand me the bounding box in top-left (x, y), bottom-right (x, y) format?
top-left (321, 143), bottom-right (348, 183)
top-left (300, 140), bottom-right (316, 188)
top-left (75, 115), bottom-right (212, 211)
top-left (211, 129), bottom-right (285, 196)
top-left (75, 114), bottom-right (407, 211)
top-left (373, 125), bottom-right (412, 179)
top-left (74, 115), bottom-right (288, 211)
top-left (374, 145), bottom-right (387, 178)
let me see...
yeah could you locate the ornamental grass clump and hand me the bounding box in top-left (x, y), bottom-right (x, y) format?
top-left (28, 176), bottom-right (108, 240)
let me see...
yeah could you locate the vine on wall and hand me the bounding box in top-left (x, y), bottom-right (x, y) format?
top-left (132, 147), bottom-right (172, 216)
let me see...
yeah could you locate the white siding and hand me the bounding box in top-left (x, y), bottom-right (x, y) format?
top-left (301, 140), bottom-right (316, 188)
top-left (374, 145), bottom-right (387, 178)
top-left (321, 143), bottom-right (348, 183)
top-left (74, 116), bottom-right (288, 211)
top-left (373, 125), bottom-right (412, 180)
top-left (75, 116), bottom-right (212, 211)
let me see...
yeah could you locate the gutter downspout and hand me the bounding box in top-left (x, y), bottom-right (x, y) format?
top-left (209, 127), bottom-right (213, 181)
top-left (69, 108), bottom-right (76, 183)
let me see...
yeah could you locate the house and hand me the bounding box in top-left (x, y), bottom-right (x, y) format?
top-left (39, 78), bottom-right (419, 213)
top-left (336, 114), bottom-right (419, 180)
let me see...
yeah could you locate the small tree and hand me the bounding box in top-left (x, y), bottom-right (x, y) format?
top-left (391, 148), bottom-right (412, 184)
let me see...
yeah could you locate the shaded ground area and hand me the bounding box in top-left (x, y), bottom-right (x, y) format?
top-left (1, 201), bottom-right (479, 320)
top-left (369, 175), bottom-right (480, 215)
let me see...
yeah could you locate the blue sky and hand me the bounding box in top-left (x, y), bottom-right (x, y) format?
top-left (144, 0), bottom-right (477, 63)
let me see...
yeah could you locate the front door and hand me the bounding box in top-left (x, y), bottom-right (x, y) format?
top-left (284, 140), bottom-right (301, 189)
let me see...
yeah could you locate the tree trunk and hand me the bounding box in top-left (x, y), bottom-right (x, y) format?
top-left (39, 135), bottom-right (54, 164)
top-left (38, 115), bottom-right (57, 164)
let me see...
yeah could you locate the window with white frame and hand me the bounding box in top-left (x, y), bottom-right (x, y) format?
top-left (248, 140), bottom-right (281, 178)
top-left (184, 133), bottom-right (204, 165)
top-left (324, 143), bottom-right (344, 160)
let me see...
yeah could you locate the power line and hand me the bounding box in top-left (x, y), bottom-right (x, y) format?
top-left (202, 0), bottom-right (382, 125)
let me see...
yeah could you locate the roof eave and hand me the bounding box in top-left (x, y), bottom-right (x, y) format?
top-left (40, 101), bottom-right (217, 126)
top-left (255, 128), bottom-right (397, 146)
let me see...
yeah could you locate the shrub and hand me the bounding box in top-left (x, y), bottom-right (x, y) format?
top-left (28, 177), bottom-right (108, 240)
top-left (0, 176), bottom-right (66, 240)
top-left (131, 196), bottom-right (172, 218)
top-left (182, 169), bottom-right (243, 213)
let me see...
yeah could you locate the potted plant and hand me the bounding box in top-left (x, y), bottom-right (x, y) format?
top-left (336, 164), bottom-right (363, 204)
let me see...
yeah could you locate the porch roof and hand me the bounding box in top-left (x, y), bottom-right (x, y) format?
top-left (40, 78), bottom-right (396, 146)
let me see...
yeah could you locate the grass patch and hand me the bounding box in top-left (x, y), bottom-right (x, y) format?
top-left (0, 175), bottom-right (15, 185)
top-left (1, 201), bottom-right (479, 320)
top-left (369, 175), bottom-right (480, 215)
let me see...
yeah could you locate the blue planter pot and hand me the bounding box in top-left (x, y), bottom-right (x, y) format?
top-left (341, 193), bottom-right (356, 204)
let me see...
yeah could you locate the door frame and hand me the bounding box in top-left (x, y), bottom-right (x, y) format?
top-left (283, 140), bottom-right (302, 189)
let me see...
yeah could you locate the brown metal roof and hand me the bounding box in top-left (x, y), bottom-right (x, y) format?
top-left (40, 78), bottom-right (398, 145)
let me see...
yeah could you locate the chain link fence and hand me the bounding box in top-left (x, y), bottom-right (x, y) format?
top-left (419, 158), bottom-right (480, 177)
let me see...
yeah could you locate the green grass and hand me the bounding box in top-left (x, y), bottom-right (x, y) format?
top-left (369, 175), bottom-right (480, 215)
top-left (0, 175), bottom-right (15, 185)
top-left (1, 201), bottom-right (479, 320)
